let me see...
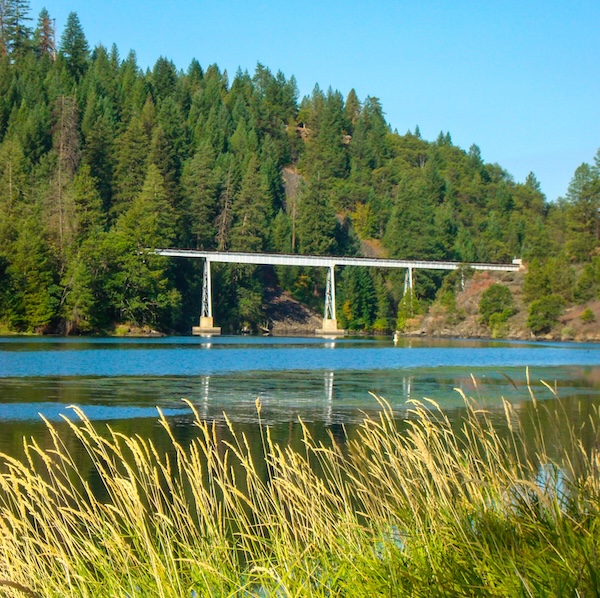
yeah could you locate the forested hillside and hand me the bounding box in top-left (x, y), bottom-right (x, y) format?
top-left (0, 7), bottom-right (598, 335)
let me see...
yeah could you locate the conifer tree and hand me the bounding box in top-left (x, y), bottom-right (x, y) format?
top-left (181, 143), bottom-right (218, 249)
top-left (107, 164), bottom-right (181, 327)
top-left (296, 176), bottom-right (337, 255)
top-left (343, 88), bottom-right (360, 133)
top-left (81, 95), bottom-right (115, 211)
top-left (7, 216), bottom-right (59, 331)
top-left (563, 157), bottom-right (600, 261)
top-left (230, 154), bottom-right (271, 252)
top-left (112, 114), bottom-right (148, 215)
top-left (0, 1), bottom-right (9, 56)
top-left (0, 0), bottom-right (32, 57)
top-left (59, 11), bottom-right (88, 81)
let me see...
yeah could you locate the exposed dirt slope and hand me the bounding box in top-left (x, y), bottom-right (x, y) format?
top-left (263, 288), bottom-right (322, 335)
top-left (410, 270), bottom-right (600, 342)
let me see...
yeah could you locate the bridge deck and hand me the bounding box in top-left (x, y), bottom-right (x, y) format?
top-left (152, 248), bottom-right (520, 272)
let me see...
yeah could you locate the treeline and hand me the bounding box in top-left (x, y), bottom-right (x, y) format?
top-left (0, 6), bottom-right (598, 334)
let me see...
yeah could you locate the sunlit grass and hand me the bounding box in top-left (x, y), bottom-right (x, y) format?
top-left (0, 379), bottom-right (599, 596)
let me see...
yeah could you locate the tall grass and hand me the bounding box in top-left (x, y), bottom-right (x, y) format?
top-left (0, 383), bottom-right (599, 596)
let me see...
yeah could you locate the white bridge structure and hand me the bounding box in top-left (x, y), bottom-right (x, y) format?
top-left (152, 248), bottom-right (520, 336)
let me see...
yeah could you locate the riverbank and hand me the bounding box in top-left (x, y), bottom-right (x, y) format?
top-left (405, 270), bottom-right (600, 343)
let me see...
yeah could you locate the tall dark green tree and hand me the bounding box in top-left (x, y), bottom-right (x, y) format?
top-left (296, 176), bottom-right (338, 255)
top-left (59, 12), bottom-right (88, 80)
top-left (106, 164), bottom-right (181, 328)
top-left (180, 143), bottom-right (219, 249)
top-left (230, 154), bottom-right (271, 252)
top-left (2, 0), bottom-right (32, 56)
top-left (34, 7), bottom-right (54, 59)
top-left (563, 154), bottom-right (600, 261)
top-left (112, 114), bottom-right (148, 215)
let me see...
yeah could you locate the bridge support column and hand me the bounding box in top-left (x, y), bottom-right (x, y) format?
top-left (192, 259), bottom-right (221, 336)
top-left (316, 265), bottom-right (345, 337)
top-left (403, 267), bottom-right (413, 297)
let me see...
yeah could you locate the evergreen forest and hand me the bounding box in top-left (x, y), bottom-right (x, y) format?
top-left (0, 6), bottom-right (598, 334)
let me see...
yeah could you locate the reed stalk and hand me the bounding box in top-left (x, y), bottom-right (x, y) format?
top-left (0, 384), bottom-right (598, 596)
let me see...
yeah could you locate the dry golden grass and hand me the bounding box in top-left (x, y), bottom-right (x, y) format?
top-left (0, 381), bottom-right (598, 596)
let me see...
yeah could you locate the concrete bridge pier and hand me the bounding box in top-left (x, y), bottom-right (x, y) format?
top-left (192, 259), bottom-right (221, 336)
top-left (316, 265), bottom-right (345, 337)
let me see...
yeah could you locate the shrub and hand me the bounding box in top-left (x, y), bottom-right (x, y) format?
top-left (489, 312), bottom-right (510, 338)
top-left (581, 307), bottom-right (596, 323)
top-left (372, 317), bottom-right (391, 333)
top-left (527, 294), bottom-right (565, 334)
top-left (479, 284), bottom-right (516, 326)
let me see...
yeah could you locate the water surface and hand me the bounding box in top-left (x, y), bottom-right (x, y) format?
top-left (0, 335), bottom-right (598, 464)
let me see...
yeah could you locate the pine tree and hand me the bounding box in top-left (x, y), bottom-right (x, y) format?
top-left (81, 95), bottom-right (115, 212)
top-left (6, 216), bottom-right (59, 331)
top-left (59, 12), bottom-right (88, 81)
top-left (0, 0), bottom-right (32, 57)
top-left (112, 114), bottom-right (148, 216)
top-left (59, 166), bottom-right (106, 333)
top-left (230, 154), bottom-right (271, 252)
top-left (181, 143), bottom-right (218, 249)
top-left (296, 176), bottom-right (338, 255)
top-left (0, 1), bottom-right (9, 56)
top-left (564, 158), bottom-right (600, 261)
top-left (0, 136), bottom-right (26, 243)
top-left (8, 0), bottom-right (31, 56)
top-left (107, 164), bottom-right (181, 327)
top-left (151, 56), bottom-right (177, 102)
top-left (343, 88), bottom-right (360, 133)
top-left (302, 87), bottom-right (348, 180)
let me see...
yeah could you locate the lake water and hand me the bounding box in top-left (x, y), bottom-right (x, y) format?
top-left (0, 335), bottom-right (599, 465)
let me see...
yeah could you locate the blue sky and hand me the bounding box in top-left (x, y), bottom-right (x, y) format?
top-left (29, 0), bottom-right (600, 202)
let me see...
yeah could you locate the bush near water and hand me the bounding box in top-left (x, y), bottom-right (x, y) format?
top-left (0, 386), bottom-right (599, 596)
top-left (0, 9), bottom-right (598, 335)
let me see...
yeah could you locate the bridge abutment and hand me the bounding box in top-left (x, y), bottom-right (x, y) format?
top-left (315, 318), bottom-right (345, 337)
top-left (192, 316), bottom-right (221, 336)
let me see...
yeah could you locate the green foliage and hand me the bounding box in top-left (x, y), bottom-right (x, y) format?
top-left (580, 308), bottom-right (595, 323)
top-left (479, 283), bottom-right (516, 327)
top-left (338, 267), bottom-right (377, 330)
top-left (523, 257), bottom-right (577, 305)
top-left (574, 257), bottom-right (600, 303)
top-left (296, 176), bottom-right (338, 255)
top-left (523, 259), bottom-right (551, 303)
top-left (563, 155), bottom-right (600, 261)
top-left (0, 6), bottom-right (595, 333)
top-left (527, 295), bottom-right (565, 335)
top-left (396, 289), bottom-right (419, 332)
top-left (5, 217), bottom-right (60, 331)
top-left (59, 12), bottom-right (88, 81)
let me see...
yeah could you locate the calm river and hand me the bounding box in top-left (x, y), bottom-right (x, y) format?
top-left (0, 335), bottom-right (599, 465)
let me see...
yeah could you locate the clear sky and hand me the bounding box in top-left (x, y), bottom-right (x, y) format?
top-left (29, 0), bottom-right (600, 202)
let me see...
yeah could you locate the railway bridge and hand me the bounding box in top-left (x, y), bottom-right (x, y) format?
top-left (152, 248), bottom-right (521, 336)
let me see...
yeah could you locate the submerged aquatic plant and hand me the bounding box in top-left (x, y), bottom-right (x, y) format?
top-left (0, 382), bottom-right (598, 596)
